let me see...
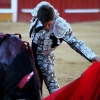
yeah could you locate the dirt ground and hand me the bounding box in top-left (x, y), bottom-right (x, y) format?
top-left (0, 21), bottom-right (100, 98)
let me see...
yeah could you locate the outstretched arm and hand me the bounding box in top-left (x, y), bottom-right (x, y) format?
top-left (53, 16), bottom-right (100, 62)
top-left (63, 32), bottom-right (100, 62)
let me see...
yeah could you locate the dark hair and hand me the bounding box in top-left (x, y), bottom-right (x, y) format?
top-left (37, 5), bottom-right (54, 24)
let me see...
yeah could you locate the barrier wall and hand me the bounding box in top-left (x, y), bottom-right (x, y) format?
top-left (0, 0), bottom-right (100, 22)
top-left (0, 0), bottom-right (17, 22)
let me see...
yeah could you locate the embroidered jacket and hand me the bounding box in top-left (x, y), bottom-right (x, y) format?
top-left (29, 1), bottom-right (98, 62)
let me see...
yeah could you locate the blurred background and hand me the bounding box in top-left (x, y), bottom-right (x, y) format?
top-left (0, 0), bottom-right (100, 22)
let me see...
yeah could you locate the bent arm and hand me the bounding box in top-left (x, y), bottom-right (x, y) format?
top-left (63, 33), bottom-right (98, 62)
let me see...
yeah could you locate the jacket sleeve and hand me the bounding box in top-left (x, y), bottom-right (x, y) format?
top-left (63, 32), bottom-right (98, 62)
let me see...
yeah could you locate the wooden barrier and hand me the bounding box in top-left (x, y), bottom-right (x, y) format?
top-left (0, 13), bottom-right (12, 22)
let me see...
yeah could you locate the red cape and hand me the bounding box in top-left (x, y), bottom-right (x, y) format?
top-left (43, 61), bottom-right (100, 100)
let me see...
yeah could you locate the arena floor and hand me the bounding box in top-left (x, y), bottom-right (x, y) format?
top-left (0, 21), bottom-right (100, 98)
